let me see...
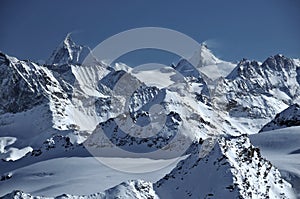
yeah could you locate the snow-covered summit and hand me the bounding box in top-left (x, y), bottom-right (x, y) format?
top-left (188, 43), bottom-right (236, 80)
top-left (226, 58), bottom-right (261, 80)
top-left (155, 135), bottom-right (295, 199)
top-left (211, 54), bottom-right (300, 132)
top-left (189, 43), bottom-right (220, 67)
top-left (46, 33), bottom-right (93, 66)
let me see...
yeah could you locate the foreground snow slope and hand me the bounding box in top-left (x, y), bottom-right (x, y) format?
top-left (250, 126), bottom-right (300, 198)
top-left (2, 135), bottom-right (296, 199)
top-left (155, 135), bottom-right (296, 199)
top-left (1, 180), bottom-right (159, 199)
top-left (0, 156), bottom-right (177, 197)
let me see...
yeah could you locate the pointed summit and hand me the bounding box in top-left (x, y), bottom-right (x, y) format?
top-left (46, 33), bottom-right (92, 66)
top-left (189, 43), bottom-right (220, 68)
top-left (185, 43), bottom-right (235, 80)
top-left (262, 54), bottom-right (295, 71)
top-left (226, 58), bottom-right (260, 80)
top-left (155, 136), bottom-right (295, 199)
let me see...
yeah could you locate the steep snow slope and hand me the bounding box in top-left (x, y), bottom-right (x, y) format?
top-left (0, 53), bottom-right (47, 114)
top-left (0, 156), bottom-right (177, 197)
top-left (1, 135), bottom-right (296, 199)
top-left (250, 126), bottom-right (300, 198)
top-left (155, 135), bottom-right (296, 199)
top-left (260, 104), bottom-right (300, 132)
top-left (0, 52), bottom-right (75, 161)
top-left (46, 33), bottom-right (97, 67)
top-left (0, 133), bottom-right (184, 197)
top-left (188, 44), bottom-right (236, 80)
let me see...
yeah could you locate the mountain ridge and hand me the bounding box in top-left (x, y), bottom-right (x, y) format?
top-left (0, 35), bottom-right (299, 198)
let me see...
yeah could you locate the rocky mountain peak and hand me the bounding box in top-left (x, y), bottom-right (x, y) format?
top-left (46, 33), bottom-right (91, 66)
top-left (227, 58), bottom-right (260, 80)
top-left (155, 135), bottom-right (295, 199)
top-left (189, 43), bottom-right (220, 68)
top-left (262, 54), bottom-right (295, 71)
top-left (0, 52), bottom-right (9, 66)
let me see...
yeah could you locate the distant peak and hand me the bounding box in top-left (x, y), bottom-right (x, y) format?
top-left (46, 33), bottom-right (90, 66)
top-left (65, 32), bottom-right (72, 40)
top-left (238, 58), bottom-right (251, 65)
top-left (226, 59), bottom-right (260, 79)
top-left (265, 54), bottom-right (287, 62)
top-left (262, 53), bottom-right (294, 70)
top-left (200, 42), bottom-right (208, 49)
top-left (189, 43), bottom-right (220, 67)
top-left (236, 58), bottom-right (260, 67)
top-left (63, 33), bottom-right (75, 46)
top-left (199, 42), bottom-right (214, 55)
top-left (274, 53), bottom-right (284, 58)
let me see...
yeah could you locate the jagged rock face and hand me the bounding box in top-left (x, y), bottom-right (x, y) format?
top-left (46, 34), bottom-right (92, 67)
top-left (0, 52), bottom-right (75, 131)
top-left (212, 55), bottom-right (300, 121)
top-left (0, 35), bottom-right (112, 134)
top-left (103, 180), bottom-right (159, 199)
top-left (29, 135), bottom-right (76, 158)
top-left (87, 111), bottom-right (182, 154)
top-left (219, 136), bottom-right (295, 199)
top-left (155, 135), bottom-right (295, 199)
top-left (155, 140), bottom-right (240, 199)
top-left (260, 104), bottom-right (300, 132)
top-left (0, 53), bottom-right (47, 114)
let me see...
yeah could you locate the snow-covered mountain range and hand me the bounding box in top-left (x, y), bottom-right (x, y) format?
top-left (0, 34), bottom-right (299, 198)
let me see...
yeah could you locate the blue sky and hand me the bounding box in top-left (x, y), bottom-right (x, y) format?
top-left (0, 0), bottom-right (299, 64)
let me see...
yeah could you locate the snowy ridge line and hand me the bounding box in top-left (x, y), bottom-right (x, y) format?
top-left (259, 104), bottom-right (300, 132)
top-left (1, 180), bottom-right (159, 199)
top-left (1, 33), bottom-right (300, 198)
top-left (154, 134), bottom-right (296, 199)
